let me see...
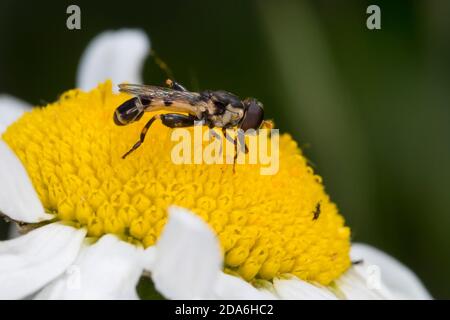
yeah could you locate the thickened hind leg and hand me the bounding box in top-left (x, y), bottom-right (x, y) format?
top-left (160, 113), bottom-right (197, 128)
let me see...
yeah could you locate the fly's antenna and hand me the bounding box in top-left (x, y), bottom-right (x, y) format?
top-left (150, 49), bottom-right (175, 80)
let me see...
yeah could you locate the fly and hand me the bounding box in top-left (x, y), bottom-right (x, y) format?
top-left (114, 79), bottom-right (269, 166)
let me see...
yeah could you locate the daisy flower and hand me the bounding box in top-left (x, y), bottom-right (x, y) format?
top-left (0, 29), bottom-right (431, 300)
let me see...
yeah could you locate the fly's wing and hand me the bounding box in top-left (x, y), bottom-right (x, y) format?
top-left (118, 83), bottom-right (207, 114)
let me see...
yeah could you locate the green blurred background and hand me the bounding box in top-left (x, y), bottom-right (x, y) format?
top-left (1, 0), bottom-right (449, 298)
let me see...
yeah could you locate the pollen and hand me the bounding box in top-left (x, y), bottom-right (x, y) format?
top-left (2, 82), bottom-right (351, 285)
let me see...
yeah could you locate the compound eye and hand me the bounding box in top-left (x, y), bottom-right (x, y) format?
top-left (240, 100), bottom-right (264, 131)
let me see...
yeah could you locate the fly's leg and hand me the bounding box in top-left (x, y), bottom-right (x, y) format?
top-left (222, 128), bottom-right (248, 173)
top-left (222, 128), bottom-right (235, 145)
top-left (160, 113), bottom-right (197, 128)
top-left (122, 113), bottom-right (198, 159)
top-left (233, 134), bottom-right (238, 173)
top-left (233, 130), bottom-right (248, 173)
top-left (165, 79), bottom-right (188, 92)
top-left (208, 128), bottom-right (223, 155)
top-left (122, 115), bottom-right (161, 159)
top-left (237, 129), bottom-right (249, 154)
top-left (221, 127), bottom-right (236, 158)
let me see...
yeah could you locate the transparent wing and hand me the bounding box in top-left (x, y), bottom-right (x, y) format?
top-left (118, 83), bottom-right (203, 106)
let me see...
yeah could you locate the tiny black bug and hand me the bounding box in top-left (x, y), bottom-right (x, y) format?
top-left (312, 201), bottom-right (321, 220)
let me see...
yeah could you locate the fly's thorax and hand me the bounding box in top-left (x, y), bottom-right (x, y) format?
top-left (207, 106), bottom-right (244, 128)
top-left (228, 106), bottom-right (245, 126)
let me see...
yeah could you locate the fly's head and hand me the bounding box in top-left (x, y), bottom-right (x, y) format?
top-left (240, 98), bottom-right (264, 131)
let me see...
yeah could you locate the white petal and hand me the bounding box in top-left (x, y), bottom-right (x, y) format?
top-left (0, 95), bottom-right (30, 134)
top-left (0, 140), bottom-right (53, 223)
top-left (213, 273), bottom-right (276, 300)
top-left (335, 266), bottom-right (391, 300)
top-left (35, 235), bottom-right (144, 300)
top-left (273, 276), bottom-right (338, 300)
top-left (149, 206), bottom-right (222, 299)
top-left (143, 246), bottom-right (156, 268)
top-left (76, 29), bottom-right (150, 91)
top-left (344, 243), bottom-right (431, 299)
top-left (0, 223), bottom-right (86, 299)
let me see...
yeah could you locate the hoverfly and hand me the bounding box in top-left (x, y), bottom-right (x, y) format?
top-left (114, 79), bottom-right (270, 164)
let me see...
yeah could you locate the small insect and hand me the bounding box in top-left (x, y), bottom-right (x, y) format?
top-left (352, 259), bottom-right (364, 265)
top-left (114, 79), bottom-right (270, 165)
top-left (312, 201), bottom-right (321, 220)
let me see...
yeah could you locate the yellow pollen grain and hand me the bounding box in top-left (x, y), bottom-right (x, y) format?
top-left (2, 81), bottom-right (351, 285)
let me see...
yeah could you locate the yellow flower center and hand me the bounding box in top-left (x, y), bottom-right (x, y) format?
top-left (2, 81), bottom-right (351, 285)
